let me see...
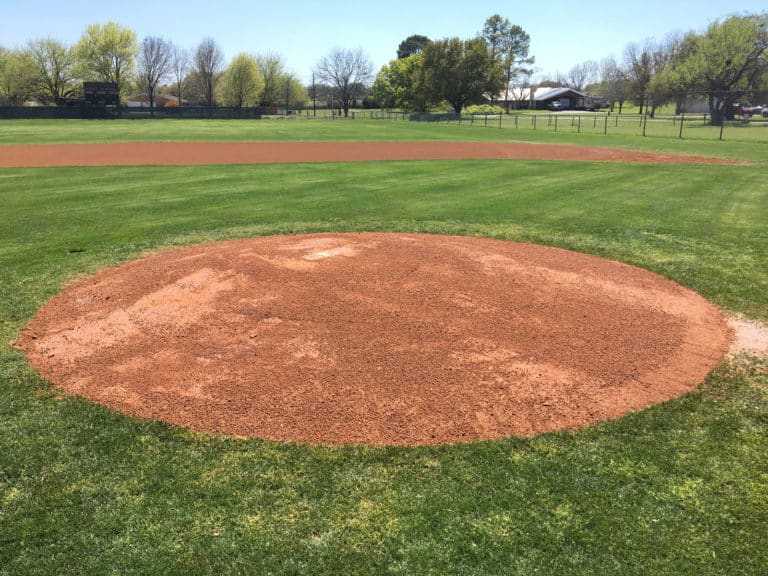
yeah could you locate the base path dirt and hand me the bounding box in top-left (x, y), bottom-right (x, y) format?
top-left (16, 233), bottom-right (731, 446)
top-left (0, 141), bottom-right (741, 167)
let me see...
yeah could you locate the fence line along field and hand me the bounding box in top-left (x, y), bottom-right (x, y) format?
top-left (0, 119), bottom-right (766, 575)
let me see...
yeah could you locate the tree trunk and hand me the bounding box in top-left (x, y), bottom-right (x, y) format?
top-left (708, 94), bottom-right (724, 126)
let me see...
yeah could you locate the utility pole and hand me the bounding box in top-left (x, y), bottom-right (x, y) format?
top-left (312, 73), bottom-right (316, 117)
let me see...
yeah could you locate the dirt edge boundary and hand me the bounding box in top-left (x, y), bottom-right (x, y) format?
top-left (0, 141), bottom-right (743, 168)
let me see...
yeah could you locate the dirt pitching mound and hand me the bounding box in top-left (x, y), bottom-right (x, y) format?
top-left (16, 234), bottom-right (731, 446)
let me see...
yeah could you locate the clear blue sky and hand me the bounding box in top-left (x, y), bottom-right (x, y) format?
top-left (1, 0), bottom-right (765, 84)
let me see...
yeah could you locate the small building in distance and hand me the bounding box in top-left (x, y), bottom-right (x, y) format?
top-left (499, 87), bottom-right (605, 110)
top-left (125, 94), bottom-right (188, 108)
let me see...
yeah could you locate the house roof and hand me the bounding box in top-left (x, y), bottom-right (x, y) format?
top-left (499, 87), bottom-right (588, 101)
top-left (534, 87), bottom-right (586, 101)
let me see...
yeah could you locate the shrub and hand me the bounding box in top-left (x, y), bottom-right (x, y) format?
top-left (463, 104), bottom-right (505, 115)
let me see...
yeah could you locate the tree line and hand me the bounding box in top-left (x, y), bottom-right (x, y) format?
top-left (0, 23), bottom-right (310, 114)
top-left (523, 13), bottom-right (768, 124)
top-left (371, 16), bottom-right (534, 115)
top-left (1, 12), bottom-right (766, 124)
top-left (372, 13), bottom-right (767, 124)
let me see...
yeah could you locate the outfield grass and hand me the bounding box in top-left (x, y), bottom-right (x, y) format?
top-left (2, 118), bottom-right (768, 162)
top-left (1, 121), bottom-right (766, 575)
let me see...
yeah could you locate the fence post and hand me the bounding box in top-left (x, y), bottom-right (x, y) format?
top-left (604, 114), bottom-right (608, 134)
top-left (554, 115), bottom-right (558, 132)
top-left (515, 115), bottom-right (518, 129)
top-left (533, 114), bottom-right (537, 130)
top-left (499, 114), bottom-right (502, 128)
top-left (719, 120), bottom-right (725, 141)
top-left (578, 115), bottom-right (581, 133)
top-left (679, 112), bottom-right (685, 139)
top-left (471, 115), bottom-right (474, 126)
top-left (484, 114), bottom-right (488, 127)
top-left (593, 115), bottom-right (597, 129)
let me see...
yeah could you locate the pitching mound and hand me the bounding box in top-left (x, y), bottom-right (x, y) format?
top-left (16, 234), bottom-right (731, 445)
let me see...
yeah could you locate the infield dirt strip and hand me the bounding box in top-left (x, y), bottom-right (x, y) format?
top-left (16, 233), bottom-right (731, 446)
top-left (0, 140), bottom-right (741, 167)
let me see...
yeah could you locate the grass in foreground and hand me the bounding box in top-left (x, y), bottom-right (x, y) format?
top-left (1, 131), bottom-right (767, 574)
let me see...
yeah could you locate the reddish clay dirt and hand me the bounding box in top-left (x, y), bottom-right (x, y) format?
top-left (15, 233), bottom-right (731, 446)
top-left (0, 140), bottom-right (741, 168)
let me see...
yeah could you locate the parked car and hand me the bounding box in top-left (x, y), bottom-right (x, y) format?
top-left (735, 104), bottom-right (766, 117)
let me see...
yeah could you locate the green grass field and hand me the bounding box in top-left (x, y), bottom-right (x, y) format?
top-left (1, 120), bottom-right (766, 575)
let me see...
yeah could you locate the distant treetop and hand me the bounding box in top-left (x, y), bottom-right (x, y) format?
top-left (397, 35), bottom-right (431, 59)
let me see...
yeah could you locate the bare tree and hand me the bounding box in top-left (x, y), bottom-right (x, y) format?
top-left (567, 60), bottom-right (598, 91)
top-left (170, 44), bottom-right (189, 112)
top-left (508, 67), bottom-right (536, 109)
top-left (314, 47), bottom-right (373, 117)
top-left (599, 56), bottom-right (629, 113)
top-left (193, 37), bottom-right (224, 109)
top-left (137, 36), bottom-right (173, 115)
top-left (623, 40), bottom-right (664, 114)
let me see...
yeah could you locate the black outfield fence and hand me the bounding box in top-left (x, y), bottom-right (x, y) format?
top-left (3, 104), bottom-right (766, 142)
top-left (0, 106), bottom-right (263, 120)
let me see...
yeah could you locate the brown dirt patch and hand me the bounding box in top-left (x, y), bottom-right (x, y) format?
top-left (727, 314), bottom-right (768, 357)
top-left (15, 233), bottom-right (732, 446)
top-left (0, 141), bottom-right (740, 168)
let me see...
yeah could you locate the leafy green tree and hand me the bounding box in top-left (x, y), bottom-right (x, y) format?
top-left (372, 54), bottom-right (424, 110)
top-left (256, 53), bottom-right (285, 107)
top-left (284, 75), bottom-right (309, 109)
top-left (417, 37), bottom-right (504, 115)
top-left (75, 22), bottom-right (138, 98)
top-left (482, 16), bottom-right (534, 106)
top-left (0, 48), bottom-right (36, 105)
top-left (482, 15), bottom-right (508, 62)
top-left (678, 13), bottom-right (768, 124)
top-left (217, 53), bottom-right (263, 108)
top-left (397, 35), bottom-right (431, 59)
top-left (647, 32), bottom-right (698, 115)
top-left (27, 39), bottom-right (77, 105)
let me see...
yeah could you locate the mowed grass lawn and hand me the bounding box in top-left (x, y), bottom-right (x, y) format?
top-left (1, 120), bottom-right (767, 575)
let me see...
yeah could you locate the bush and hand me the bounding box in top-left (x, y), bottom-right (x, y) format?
top-left (463, 104), bottom-right (505, 115)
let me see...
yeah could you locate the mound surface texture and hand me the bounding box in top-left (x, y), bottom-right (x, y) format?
top-left (17, 233), bottom-right (731, 445)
